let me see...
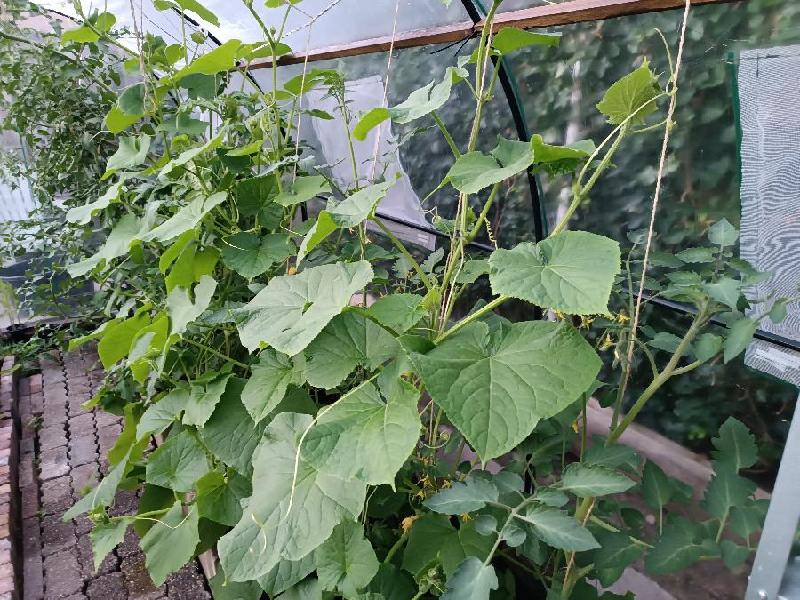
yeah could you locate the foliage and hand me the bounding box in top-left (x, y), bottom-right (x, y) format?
top-left (0, 0), bottom-right (121, 321)
top-left (14, 0), bottom-right (785, 597)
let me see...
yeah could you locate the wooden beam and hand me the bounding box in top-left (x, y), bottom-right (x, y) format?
top-left (248, 20), bottom-right (475, 70)
top-left (248, 0), bottom-right (737, 71)
top-left (491, 0), bottom-right (732, 29)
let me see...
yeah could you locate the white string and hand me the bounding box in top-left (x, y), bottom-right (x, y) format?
top-left (619, 0), bottom-right (693, 410)
top-left (369, 0), bottom-right (402, 180)
top-left (291, 20), bottom-right (314, 183)
top-left (284, 0), bottom-right (345, 38)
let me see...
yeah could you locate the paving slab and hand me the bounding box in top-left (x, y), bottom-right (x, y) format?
top-left (18, 350), bottom-right (213, 600)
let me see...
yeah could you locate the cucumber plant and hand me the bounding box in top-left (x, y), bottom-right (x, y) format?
top-left (55, 0), bottom-right (784, 597)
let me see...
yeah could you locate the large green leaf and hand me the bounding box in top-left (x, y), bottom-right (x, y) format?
top-left (107, 98), bottom-right (143, 132)
top-left (296, 181), bottom-right (395, 262)
top-left (68, 213), bottom-right (143, 277)
top-left (530, 135), bottom-right (595, 175)
top-left (353, 67), bottom-right (466, 140)
top-left (302, 379), bottom-right (420, 486)
top-left (275, 175), bottom-right (331, 207)
top-left (489, 231), bottom-right (620, 315)
top-left (183, 372), bottom-right (231, 428)
top-left (707, 277), bottom-right (741, 310)
top-left (196, 470), bottom-right (251, 526)
top-left (446, 138), bottom-right (533, 195)
top-left (155, 0), bottom-right (219, 26)
top-left (63, 449), bottom-right (132, 521)
top-left (258, 553), bottom-right (316, 597)
top-left (596, 61), bottom-right (661, 125)
top-left (366, 564), bottom-right (416, 600)
top-left (412, 321), bottom-right (600, 462)
top-left (117, 83), bottom-right (146, 115)
top-left (140, 501), bottom-right (200, 586)
top-left (95, 308), bottom-right (150, 369)
top-left (515, 506), bottom-right (599, 551)
top-left (241, 349), bottom-right (304, 422)
top-left (104, 134), bottom-right (151, 178)
top-left (200, 377), bottom-right (268, 475)
top-left (365, 293), bottom-right (426, 334)
top-left (711, 417), bottom-right (758, 472)
top-left (137, 386), bottom-right (190, 440)
top-left (235, 260), bottom-right (373, 355)
top-left (209, 567), bottom-right (262, 600)
top-left (328, 180), bottom-right (395, 228)
top-left (139, 192), bottom-right (227, 243)
top-left (560, 464), bottom-right (635, 497)
top-left (723, 316), bottom-right (757, 363)
top-left (297, 211), bottom-right (337, 263)
top-left (701, 468), bottom-right (756, 522)
top-left (61, 24), bottom-right (99, 44)
top-left (172, 39), bottom-right (242, 80)
top-left (441, 557), bottom-right (498, 600)
top-left (708, 218), bottom-right (739, 247)
top-left (67, 181), bottom-right (124, 224)
top-left (145, 430), bottom-right (210, 492)
top-left (645, 518), bottom-right (705, 575)
top-left (641, 461), bottom-right (682, 511)
top-left (424, 473), bottom-right (499, 515)
top-left (305, 312), bottom-right (399, 389)
top-left (491, 27), bottom-right (560, 54)
top-left (235, 174), bottom-right (278, 216)
top-left (279, 579), bottom-right (322, 600)
top-left (217, 412), bottom-right (366, 581)
top-left (592, 530), bottom-right (644, 572)
top-left (402, 515), bottom-right (493, 578)
top-left (220, 232), bottom-right (294, 279)
top-left (167, 275), bottom-right (217, 335)
top-left (316, 521), bottom-right (380, 597)
top-left (90, 519), bottom-right (129, 571)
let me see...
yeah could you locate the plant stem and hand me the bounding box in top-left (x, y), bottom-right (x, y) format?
top-left (435, 295), bottom-right (509, 343)
top-left (183, 338), bottom-right (250, 371)
top-left (383, 530), bottom-right (409, 564)
top-left (467, 182), bottom-right (501, 243)
top-left (431, 111), bottom-right (461, 158)
top-left (551, 123), bottom-right (628, 237)
top-left (608, 301), bottom-right (707, 443)
top-left (371, 216), bottom-right (433, 291)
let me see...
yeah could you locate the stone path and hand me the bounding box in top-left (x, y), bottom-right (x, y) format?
top-left (18, 347), bottom-right (211, 600)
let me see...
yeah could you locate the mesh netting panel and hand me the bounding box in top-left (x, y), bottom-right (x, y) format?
top-left (738, 44), bottom-right (800, 386)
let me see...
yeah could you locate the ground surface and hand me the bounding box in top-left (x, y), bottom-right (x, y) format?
top-left (18, 347), bottom-right (211, 600)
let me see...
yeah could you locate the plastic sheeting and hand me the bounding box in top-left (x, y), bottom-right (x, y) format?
top-left (38, 0), bottom-right (470, 53)
top-left (306, 75), bottom-right (436, 250)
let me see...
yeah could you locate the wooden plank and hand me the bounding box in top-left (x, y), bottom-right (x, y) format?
top-left (492, 0), bottom-right (733, 29)
top-left (247, 0), bottom-right (738, 71)
top-left (248, 20), bottom-right (475, 69)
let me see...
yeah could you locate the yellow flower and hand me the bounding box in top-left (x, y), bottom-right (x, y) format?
top-left (459, 513), bottom-right (473, 522)
top-left (402, 515), bottom-right (419, 534)
top-left (616, 312), bottom-right (630, 324)
top-left (599, 333), bottom-right (615, 351)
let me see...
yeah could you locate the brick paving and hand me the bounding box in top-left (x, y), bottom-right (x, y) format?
top-left (18, 348), bottom-right (211, 600)
top-left (0, 357), bottom-right (19, 599)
